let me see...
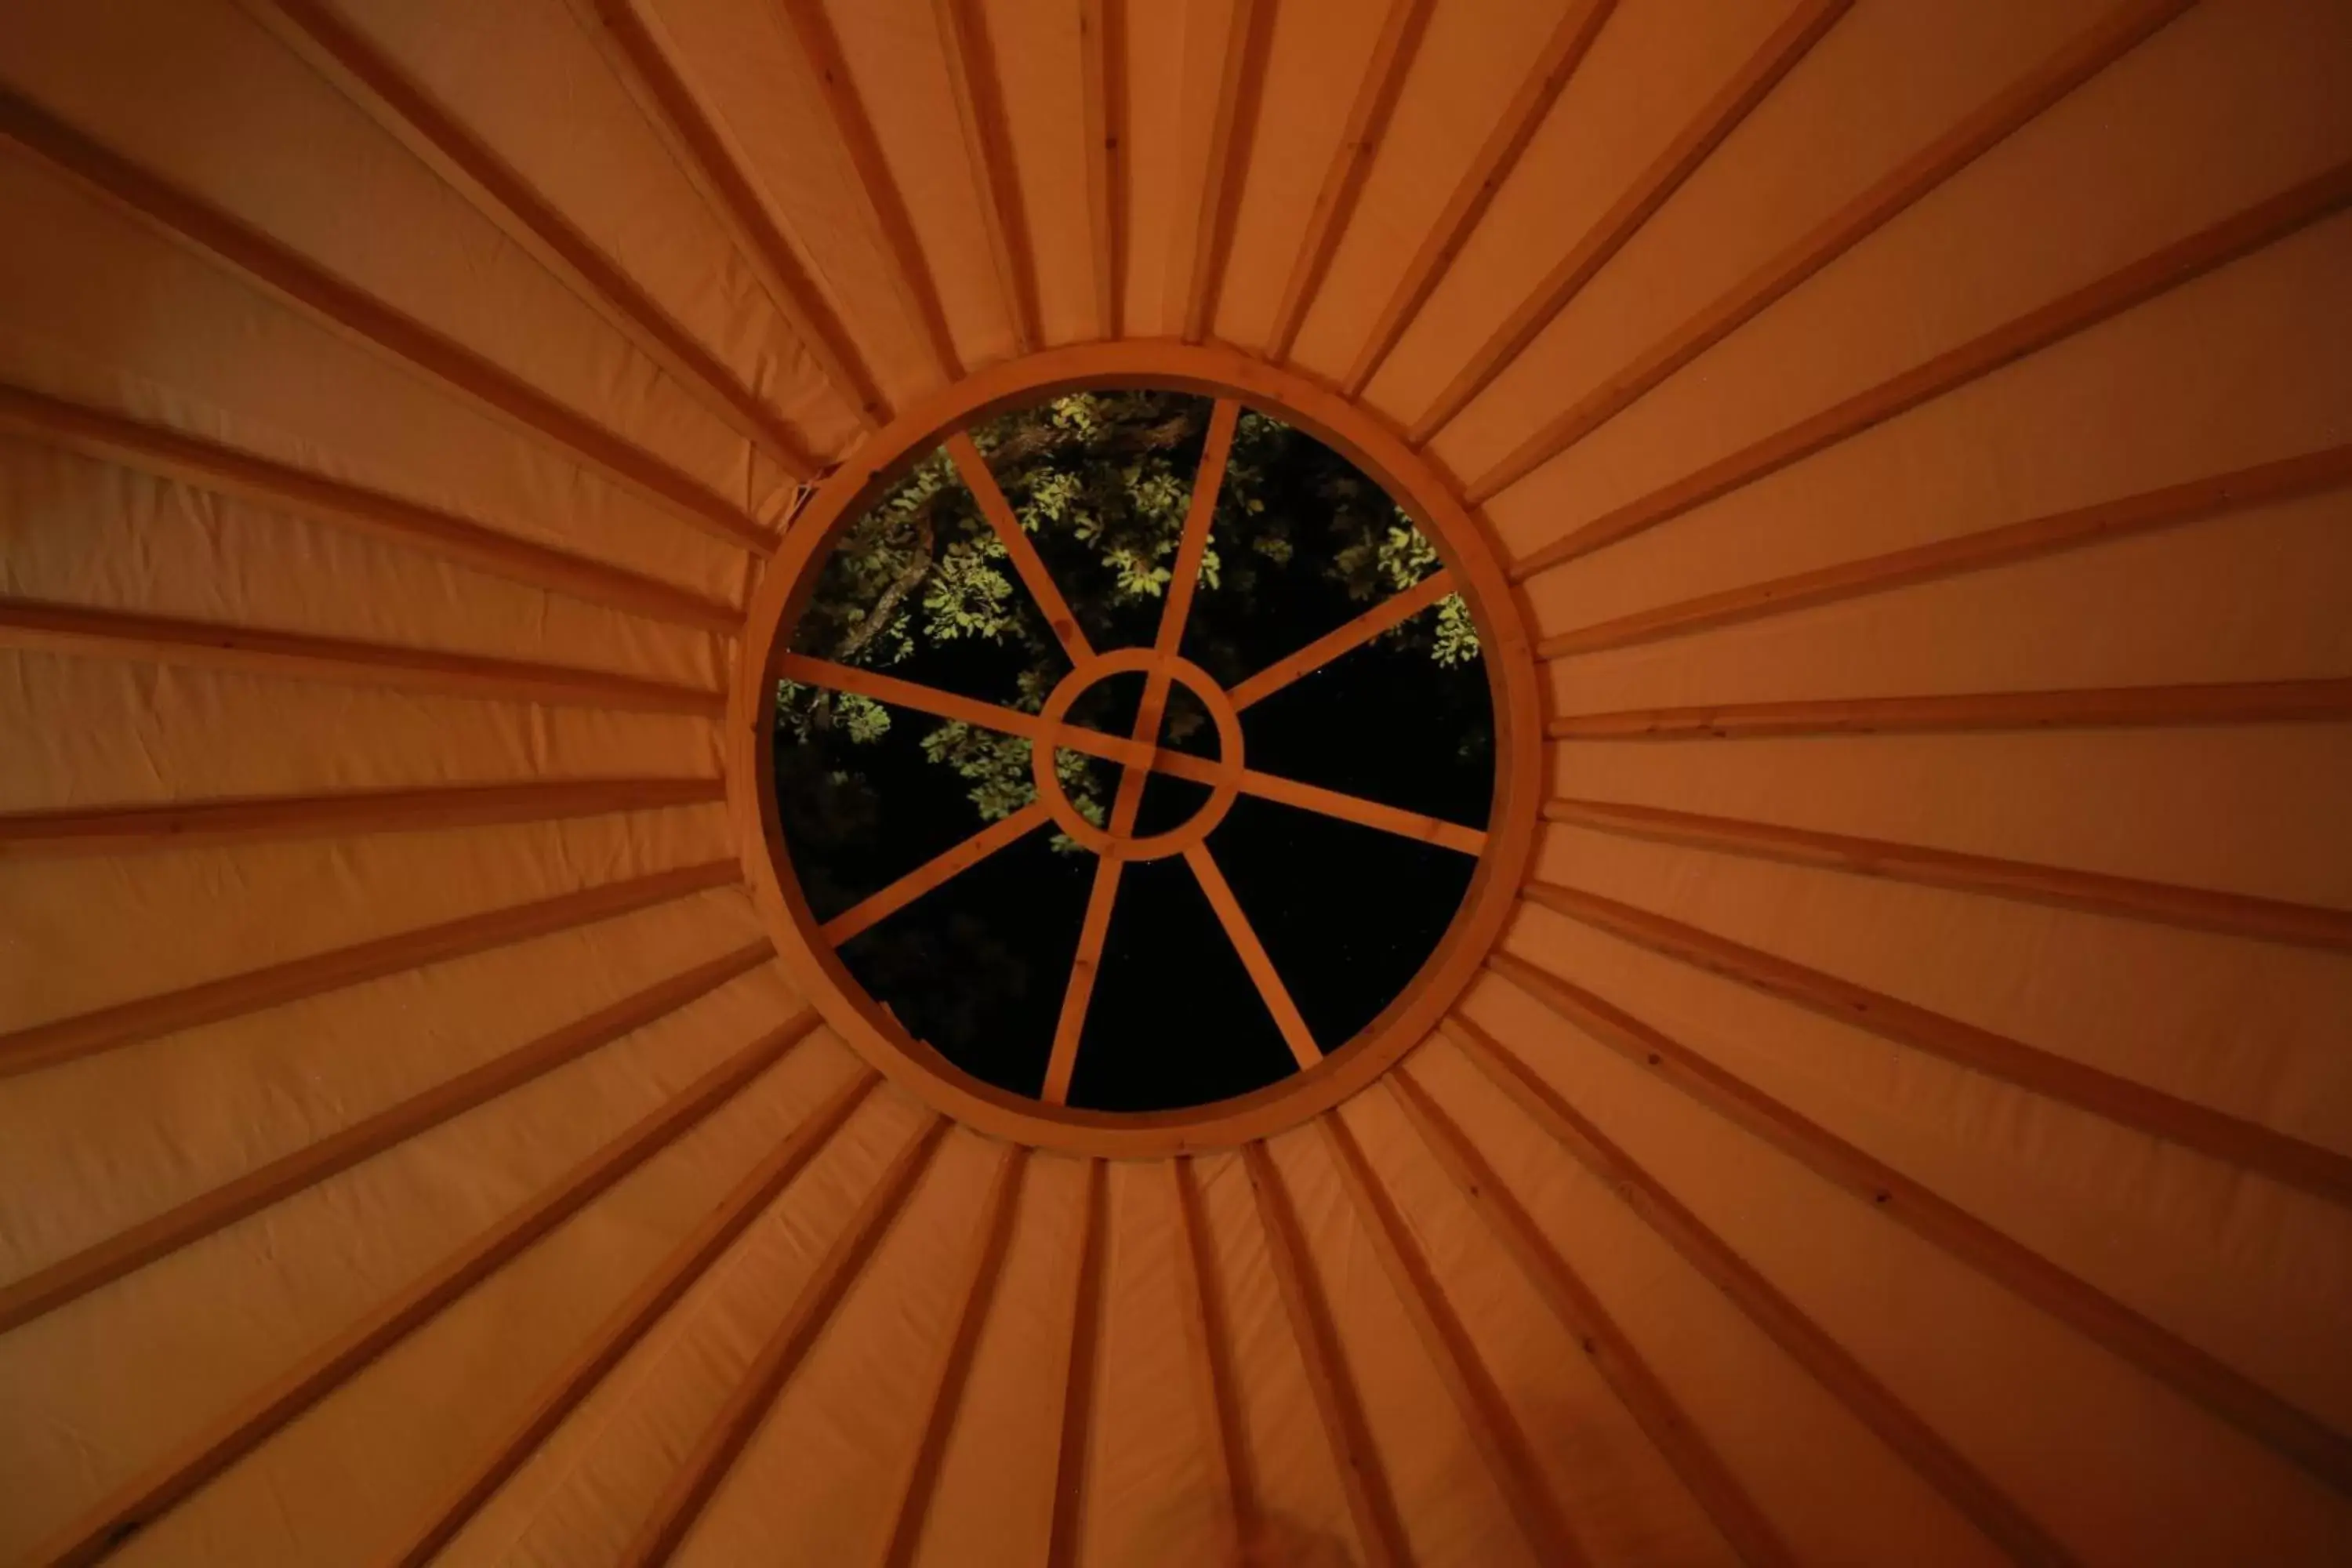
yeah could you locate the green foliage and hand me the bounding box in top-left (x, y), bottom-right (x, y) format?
top-left (777, 391), bottom-right (1481, 845)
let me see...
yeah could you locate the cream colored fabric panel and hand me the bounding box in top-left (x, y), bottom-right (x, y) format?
top-left (1203, 0), bottom-right (1382, 353)
top-left (0, 436), bottom-right (722, 686)
top-left (1334, 1086), bottom-right (1743, 1567)
top-left (438, 1073), bottom-right (917, 1565)
top-left (1461, 963), bottom-right (2352, 1565)
top-left (1526, 204), bottom-right (2352, 637)
top-left (1283, 0), bottom-right (1565, 381)
top-left (1548, 488), bottom-right (2352, 712)
top-left (647, 0), bottom-right (943, 405)
top-left (1079, 1162), bottom-right (1224, 1567)
top-left (0, 951), bottom-right (800, 1561)
top-left (328, 0), bottom-right (864, 457)
top-left (0, 149), bottom-right (747, 599)
top-left (1260, 1126), bottom-right (1541, 1568)
top-left (0, 880), bottom-right (758, 1281)
top-left (1361, 0), bottom-right (1788, 427)
top-left (1479, 0), bottom-right (2352, 556)
top-left (0, 0), bottom-right (768, 512)
top-left (1505, 874), bottom-right (2352, 1439)
top-left (106, 980), bottom-right (835, 1567)
top-left (0, 804), bottom-right (728, 1029)
top-left (981, 1), bottom-right (1092, 349)
top-left (1553, 725), bottom-right (2352, 909)
top-left (1441, 0), bottom-right (2113, 474)
top-left (1400, 1034), bottom-right (2013, 1568)
top-left (676, 1125), bottom-right (995, 1565)
top-left (1189, 1146), bottom-right (1360, 1564)
top-left (1534, 815), bottom-right (2352, 1158)
top-left (824, 0), bottom-right (1018, 371)
top-left (0, 654), bottom-right (720, 811)
top-left (909, 1150), bottom-right (1086, 1568)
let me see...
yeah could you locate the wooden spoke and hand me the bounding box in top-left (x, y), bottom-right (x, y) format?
top-left (1229, 569), bottom-right (1455, 711)
top-left (242, 0), bottom-right (820, 478)
top-left (0, 859), bottom-right (740, 1080)
top-left (1, 597), bottom-right (726, 717)
top-left (1265, 0), bottom-right (1432, 362)
top-left (571, 0), bottom-right (886, 426)
top-left (1157, 400), bottom-right (1241, 662)
top-left (1185, 844), bottom-right (1321, 1070)
top-left (0, 942), bottom-right (775, 1336)
top-left (1514, 885), bottom-right (2352, 1208)
top-left (0, 86), bottom-right (777, 554)
top-left (1544, 796), bottom-right (2352, 954)
top-left (1043, 855), bottom-right (1123, 1106)
top-left (1545, 677), bottom-right (2352, 741)
top-left (1341, 0), bottom-right (1616, 396)
top-left (391, 1069), bottom-right (880, 1568)
top-left (622, 1116), bottom-right (949, 1567)
top-left (27, 1007), bottom-right (825, 1568)
top-left (0, 384), bottom-right (743, 632)
top-left (1479, 959), bottom-right (2352, 1497)
top-left (947, 433), bottom-right (1096, 663)
top-left (1144, 750), bottom-right (1485, 856)
top-left (875, 1143), bottom-right (1030, 1568)
top-left (1511, 156), bottom-right (2352, 572)
top-left (822, 800), bottom-right (1053, 946)
top-left (1406, 0), bottom-right (1852, 445)
top-left (1470, 0), bottom-right (2198, 503)
top-left (1438, 1012), bottom-right (2068, 1566)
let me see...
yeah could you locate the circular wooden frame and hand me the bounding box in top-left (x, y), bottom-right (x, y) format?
top-left (731, 343), bottom-right (1542, 1157)
top-left (1031, 649), bottom-right (1243, 860)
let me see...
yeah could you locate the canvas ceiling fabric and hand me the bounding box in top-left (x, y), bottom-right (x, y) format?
top-left (2, 0), bottom-right (2350, 1563)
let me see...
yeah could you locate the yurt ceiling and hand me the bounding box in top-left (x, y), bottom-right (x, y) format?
top-left (2, 0), bottom-right (2350, 1563)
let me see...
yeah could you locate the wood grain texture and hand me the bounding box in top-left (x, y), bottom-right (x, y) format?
top-left (1547, 679), bottom-right (2352, 741)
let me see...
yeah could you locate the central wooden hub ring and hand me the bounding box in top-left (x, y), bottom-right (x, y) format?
top-left (1031, 648), bottom-right (1244, 861)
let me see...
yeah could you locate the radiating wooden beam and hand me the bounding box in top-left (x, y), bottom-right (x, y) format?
top-left (1078, 0), bottom-right (1126, 340)
top-left (822, 800), bottom-right (1051, 946)
top-left (946, 433), bottom-right (1095, 662)
top-left (0, 942), bottom-right (775, 1336)
top-left (1263, 0), bottom-right (1432, 362)
top-left (1543, 796), bottom-right (2352, 954)
top-left (1441, 1013), bottom-right (2071, 1566)
top-left (26, 1004), bottom-right (824, 1568)
top-left (1387, 1067), bottom-right (1796, 1568)
top-left (1172, 0), bottom-right (1267, 343)
top-left (238, 0), bottom-right (820, 478)
top-left (0, 858), bottom-right (739, 1079)
top-left (1510, 157), bottom-right (2352, 566)
top-left (1044, 861), bottom-right (1121, 1107)
top-left (932, 0), bottom-right (1038, 354)
top-left (876, 1144), bottom-right (1030, 1568)
top-left (1045, 1159), bottom-right (1110, 1568)
top-left (1545, 678), bottom-right (2352, 742)
top-left (1512, 886), bottom-right (2352, 1207)
top-left (1341, 0), bottom-right (1615, 397)
top-left (1172, 1156), bottom-right (1251, 1560)
top-left (0, 385), bottom-right (743, 632)
top-left (1242, 1141), bottom-right (1410, 1568)
top-left (1537, 442), bottom-right (2352, 660)
top-left (1473, 0), bottom-right (2197, 499)
top-left (391, 1068), bottom-right (878, 1568)
top-left (622, 1114), bottom-right (949, 1567)
top-left (1318, 1110), bottom-right (1591, 1566)
top-left (773, 0), bottom-right (963, 383)
top-left (1179, 761), bottom-right (1486, 857)
top-left (1186, 844), bottom-right (1322, 1070)
top-left (1478, 962), bottom-right (2352, 1496)
top-left (1229, 569), bottom-right (1454, 712)
top-left (0, 597), bottom-right (727, 717)
top-left (572, 0), bottom-right (887, 426)
top-left (0, 87), bottom-right (775, 555)
top-left (1406, 0), bottom-right (1851, 445)
top-left (0, 777), bottom-right (725, 862)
